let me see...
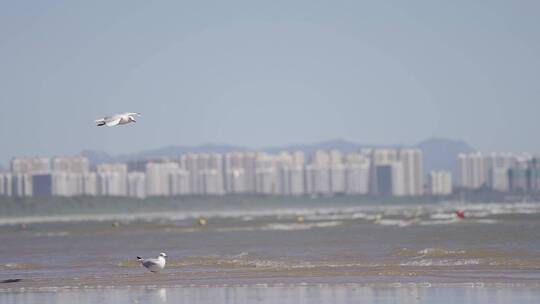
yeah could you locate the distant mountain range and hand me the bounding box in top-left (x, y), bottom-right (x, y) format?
top-left (81, 137), bottom-right (475, 175)
top-left (416, 138), bottom-right (475, 176)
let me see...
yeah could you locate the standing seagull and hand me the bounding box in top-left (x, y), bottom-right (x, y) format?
top-left (95, 112), bottom-right (141, 127)
top-left (137, 252), bottom-right (167, 273)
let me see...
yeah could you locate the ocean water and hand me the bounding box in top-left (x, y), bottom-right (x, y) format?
top-left (3, 286), bottom-right (540, 304)
top-left (0, 200), bottom-right (539, 302)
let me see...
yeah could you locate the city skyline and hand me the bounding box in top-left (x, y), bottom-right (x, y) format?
top-left (0, 148), bottom-right (429, 198)
top-left (0, 136), bottom-right (472, 171)
top-left (4, 146), bottom-right (540, 199)
top-left (1, 2), bottom-right (540, 165)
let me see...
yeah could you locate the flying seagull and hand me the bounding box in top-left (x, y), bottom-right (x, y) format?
top-left (137, 252), bottom-right (167, 273)
top-left (95, 112), bottom-right (141, 127)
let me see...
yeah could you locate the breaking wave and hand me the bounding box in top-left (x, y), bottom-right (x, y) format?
top-left (395, 247), bottom-right (540, 268)
top-left (0, 201), bottom-right (539, 228)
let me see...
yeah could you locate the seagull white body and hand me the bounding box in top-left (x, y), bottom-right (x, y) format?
top-left (137, 252), bottom-right (167, 273)
top-left (95, 112), bottom-right (141, 127)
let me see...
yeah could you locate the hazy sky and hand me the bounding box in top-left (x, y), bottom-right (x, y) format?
top-left (1, 1), bottom-right (539, 165)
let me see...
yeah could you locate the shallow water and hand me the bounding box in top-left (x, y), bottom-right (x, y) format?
top-left (0, 200), bottom-right (539, 302)
top-left (2, 286), bottom-right (540, 304)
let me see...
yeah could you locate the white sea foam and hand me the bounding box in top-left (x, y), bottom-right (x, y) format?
top-left (33, 232), bottom-right (70, 237)
top-left (351, 212), bottom-right (369, 219)
top-left (0, 209), bottom-right (332, 226)
top-left (0, 204), bottom-right (376, 226)
top-left (376, 219), bottom-right (411, 227)
top-left (419, 219), bottom-right (458, 226)
top-left (304, 214), bottom-right (352, 221)
top-left (261, 221), bottom-right (343, 231)
top-left (400, 259), bottom-right (481, 267)
top-left (1, 201), bottom-right (539, 226)
top-left (474, 219), bottom-right (498, 224)
top-left (415, 248), bottom-right (466, 257)
top-left (430, 213), bottom-right (456, 220)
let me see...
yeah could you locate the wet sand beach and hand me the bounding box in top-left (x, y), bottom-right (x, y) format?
top-left (3, 285), bottom-right (540, 304)
top-left (1, 200), bottom-right (539, 303)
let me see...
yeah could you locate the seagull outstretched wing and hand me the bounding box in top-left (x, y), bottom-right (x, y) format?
top-left (105, 117), bottom-right (121, 127)
top-left (96, 112), bottom-right (139, 127)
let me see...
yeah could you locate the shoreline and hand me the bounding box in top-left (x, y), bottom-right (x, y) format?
top-left (2, 283), bottom-right (540, 304)
top-left (0, 192), bottom-right (538, 218)
top-left (3, 281), bottom-right (540, 292)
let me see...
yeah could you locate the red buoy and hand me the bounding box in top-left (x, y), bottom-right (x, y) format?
top-left (455, 210), bottom-right (465, 219)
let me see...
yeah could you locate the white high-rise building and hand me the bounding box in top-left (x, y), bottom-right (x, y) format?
top-left (329, 150), bottom-right (346, 194)
top-left (49, 156), bottom-right (89, 196)
top-left (290, 167), bottom-right (305, 195)
top-left (428, 171), bottom-right (452, 195)
top-left (97, 163), bottom-right (128, 196)
top-left (205, 154), bottom-right (225, 195)
top-left (399, 148), bottom-right (424, 196)
top-left (270, 151), bottom-right (306, 196)
top-left (199, 169), bottom-right (224, 195)
top-left (457, 152), bottom-right (531, 192)
top-left (52, 156), bottom-right (89, 173)
top-left (273, 151), bottom-right (306, 195)
top-left (372, 149), bottom-right (398, 165)
top-left (391, 161), bottom-right (405, 196)
top-left (275, 166), bottom-right (292, 195)
top-left (242, 152), bottom-right (258, 193)
top-left (182, 154), bottom-right (224, 195)
top-left (224, 152), bottom-right (264, 194)
top-left (10, 157), bottom-right (51, 197)
top-left (255, 168), bottom-right (275, 194)
top-left (290, 151), bottom-right (305, 195)
top-left (226, 168), bottom-right (246, 193)
top-left (11, 157), bottom-right (51, 174)
top-left (254, 153), bottom-right (275, 194)
top-left (485, 153), bottom-right (516, 192)
top-left (52, 172), bottom-right (84, 196)
top-left (458, 152), bottom-right (486, 189)
top-left (182, 154), bottom-right (201, 194)
top-left (83, 172), bottom-right (98, 196)
top-left (170, 169), bottom-right (190, 195)
top-left (371, 149), bottom-right (393, 195)
top-left (292, 151), bottom-right (305, 167)
top-left (0, 173), bottom-right (13, 196)
top-left (305, 166), bottom-right (329, 194)
top-left (145, 162), bottom-right (180, 197)
top-left (128, 172), bottom-right (146, 199)
top-left (10, 173), bottom-right (32, 197)
top-left (344, 153), bottom-right (370, 195)
top-left (275, 152), bottom-right (293, 195)
top-left (224, 152), bottom-right (247, 193)
top-left (370, 149), bottom-right (405, 196)
top-left (306, 150), bottom-right (331, 195)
